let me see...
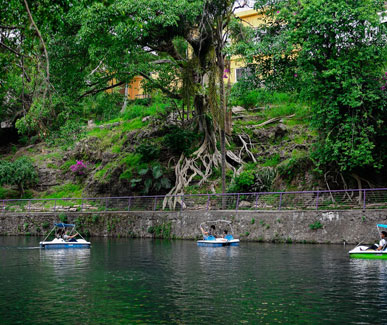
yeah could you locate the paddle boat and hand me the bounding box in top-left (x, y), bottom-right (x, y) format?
top-left (40, 223), bottom-right (91, 249)
top-left (197, 220), bottom-right (240, 247)
top-left (349, 224), bottom-right (387, 259)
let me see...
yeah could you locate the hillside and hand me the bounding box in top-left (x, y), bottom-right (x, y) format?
top-left (0, 91), bottom-right (324, 200)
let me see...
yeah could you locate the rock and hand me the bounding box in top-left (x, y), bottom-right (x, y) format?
top-left (142, 116), bottom-right (151, 122)
top-left (87, 120), bottom-right (96, 128)
top-left (274, 123), bottom-right (287, 138)
top-left (69, 208), bottom-right (77, 212)
top-left (232, 106), bottom-right (246, 114)
top-left (239, 200), bottom-right (252, 208)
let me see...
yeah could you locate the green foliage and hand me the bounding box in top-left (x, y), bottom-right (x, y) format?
top-left (81, 92), bottom-right (122, 122)
top-left (42, 183), bottom-right (83, 199)
top-left (135, 143), bottom-right (160, 162)
top-left (46, 119), bottom-right (85, 148)
top-left (251, 218), bottom-right (255, 225)
top-left (309, 221), bottom-right (323, 230)
top-left (277, 154), bottom-right (312, 182)
top-left (130, 163), bottom-right (171, 194)
top-left (163, 126), bottom-right (198, 156)
top-left (0, 157), bottom-right (38, 196)
top-left (148, 222), bottom-right (172, 239)
top-left (42, 222), bottom-right (50, 229)
top-left (59, 213), bottom-right (68, 223)
top-left (228, 165), bottom-right (276, 193)
top-left (0, 187), bottom-right (19, 199)
top-left (252, 0), bottom-right (387, 174)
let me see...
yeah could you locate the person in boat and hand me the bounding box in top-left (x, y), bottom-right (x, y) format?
top-left (366, 231), bottom-right (387, 251)
top-left (56, 228), bottom-right (64, 239)
top-left (200, 225), bottom-right (217, 238)
top-left (62, 230), bottom-right (79, 242)
top-left (222, 230), bottom-right (228, 238)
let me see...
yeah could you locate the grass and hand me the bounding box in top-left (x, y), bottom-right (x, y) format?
top-left (41, 183), bottom-right (83, 199)
top-left (263, 154), bottom-right (281, 167)
top-left (60, 159), bottom-right (77, 171)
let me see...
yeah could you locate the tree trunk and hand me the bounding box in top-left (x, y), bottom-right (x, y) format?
top-left (218, 57), bottom-right (227, 209)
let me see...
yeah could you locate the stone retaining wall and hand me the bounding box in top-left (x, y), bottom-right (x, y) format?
top-left (1, 209), bottom-right (387, 244)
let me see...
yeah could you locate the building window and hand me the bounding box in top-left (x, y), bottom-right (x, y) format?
top-left (235, 67), bottom-right (253, 82)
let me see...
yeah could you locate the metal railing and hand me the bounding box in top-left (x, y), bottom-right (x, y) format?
top-left (1, 188), bottom-right (386, 214)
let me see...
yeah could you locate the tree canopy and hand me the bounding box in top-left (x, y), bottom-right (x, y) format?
top-left (230, 0), bottom-right (387, 178)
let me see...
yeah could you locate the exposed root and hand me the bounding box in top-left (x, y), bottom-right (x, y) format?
top-left (238, 134), bottom-right (256, 163)
top-left (163, 135), bottom-right (244, 210)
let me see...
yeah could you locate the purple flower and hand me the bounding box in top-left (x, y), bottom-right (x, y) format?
top-left (223, 74), bottom-right (228, 79)
top-left (276, 10), bottom-right (280, 14)
top-left (70, 160), bottom-right (88, 176)
top-left (224, 68), bottom-right (230, 73)
top-left (294, 73), bottom-right (298, 77)
top-left (381, 86), bottom-right (386, 90)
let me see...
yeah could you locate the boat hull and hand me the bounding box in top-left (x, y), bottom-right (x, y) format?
top-left (349, 246), bottom-right (387, 259)
top-left (197, 239), bottom-right (240, 247)
top-left (40, 239), bottom-right (91, 249)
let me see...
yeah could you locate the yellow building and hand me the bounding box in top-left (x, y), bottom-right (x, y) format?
top-left (228, 9), bottom-right (264, 84)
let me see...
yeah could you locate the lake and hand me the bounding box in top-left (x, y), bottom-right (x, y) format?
top-left (1, 237), bottom-right (387, 324)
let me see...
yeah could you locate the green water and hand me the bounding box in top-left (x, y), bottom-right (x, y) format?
top-left (1, 237), bottom-right (387, 324)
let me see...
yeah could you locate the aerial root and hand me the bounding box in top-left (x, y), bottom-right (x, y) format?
top-left (162, 136), bottom-right (244, 210)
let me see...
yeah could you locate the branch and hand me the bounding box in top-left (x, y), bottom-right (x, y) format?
top-left (0, 25), bottom-right (21, 30)
top-left (23, 0), bottom-right (50, 93)
top-left (0, 41), bottom-right (31, 59)
top-left (78, 81), bottom-right (125, 99)
top-left (138, 72), bottom-right (182, 100)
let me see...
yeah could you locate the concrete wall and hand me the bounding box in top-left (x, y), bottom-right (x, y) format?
top-left (1, 209), bottom-right (387, 244)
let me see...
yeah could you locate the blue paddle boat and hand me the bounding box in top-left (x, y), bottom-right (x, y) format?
top-left (40, 223), bottom-right (91, 249)
top-left (197, 220), bottom-right (240, 247)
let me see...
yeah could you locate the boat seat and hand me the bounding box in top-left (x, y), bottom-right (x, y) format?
top-left (225, 234), bottom-right (234, 240)
top-left (205, 235), bottom-right (216, 241)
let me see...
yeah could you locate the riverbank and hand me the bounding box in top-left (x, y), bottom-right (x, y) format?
top-left (1, 209), bottom-right (387, 244)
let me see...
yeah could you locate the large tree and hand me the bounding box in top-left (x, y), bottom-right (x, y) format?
top-left (48, 0), bottom-right (249, 206)
top-left (232, 0), bottom-right (387, 187)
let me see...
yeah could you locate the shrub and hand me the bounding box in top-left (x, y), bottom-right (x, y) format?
top-left (163, 126), bottom-right (198, 156)
top-left (228, 166), bottom-right (276, 193)
top-left (309, 221), bottom-right (323, 230)
top-left (70, 160), bottom-right (88, 176)
top-left (0, 157), bottom-right (38, 197)
top-left (135, 143), bottom-right (160, 162)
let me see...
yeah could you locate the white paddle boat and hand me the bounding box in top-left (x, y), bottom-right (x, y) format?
top-left (197, 220), bottom-right (240, 247)
top-left (40, 223), bottom-right (91, 249)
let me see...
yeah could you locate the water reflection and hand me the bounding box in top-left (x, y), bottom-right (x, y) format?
top-left (40, 249), bottom-right (91, 276)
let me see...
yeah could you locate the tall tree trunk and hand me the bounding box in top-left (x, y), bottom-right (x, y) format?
top-left (218, 57), bottom-right (227, 209)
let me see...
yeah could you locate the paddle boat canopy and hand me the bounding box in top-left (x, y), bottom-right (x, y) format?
top-left (40, 223), bottom-right (91, 249)
top-left (349, 224), bottom-right (387, 259)
top-left (197, 220), bottom-right (240, 247)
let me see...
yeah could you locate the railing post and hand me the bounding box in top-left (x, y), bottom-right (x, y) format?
top-left (2, 200), bottom-right (4, 213)
top-left (206, 194), bottom-right (210, 211)
top-left (255, 194), bottom-right (259, 210)
top-left (81, 198), bottom-right (84, 212)
top-left (105, 198), bottom-right (108, 211)
top-left (363, 189), bottom-right (366, 210)
top-left (278, 193), bottom-right (283, 210)
top-left (28, 200), bottom-right (31, 213)
top-left (315, 192), bottom-right (319, 210)
top-left (236, 194), bottom-right (240, 211)
top-left (53, 199), bottom-right (56, 212)
top-left (128, 197), bottom-right (131, 211)
top-left (153, 197), bottom-right (157, 211)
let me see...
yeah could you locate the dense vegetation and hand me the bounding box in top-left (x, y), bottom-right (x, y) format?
top-left (0, 0), bottom-right (386, 199)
